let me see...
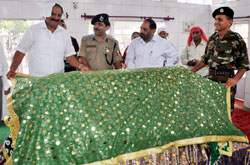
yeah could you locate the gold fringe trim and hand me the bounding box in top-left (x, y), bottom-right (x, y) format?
top-left (85, 135), bottom-right (248, 165)
top-left (4, 75), bottom-right (19, 165)
top-left (227, 87), bottom-right (232, 122)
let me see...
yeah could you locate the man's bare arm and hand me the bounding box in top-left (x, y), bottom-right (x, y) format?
top-left (114, 61), bottom-right (122, 69)
top-left (6, 50), bottom-right (25, 79)
top-left (67, 56), bottom-right (93, 71)
top-left (190, 61), bottom-right (206, 73)
top-left (226, 68), bottom-right (246, 88)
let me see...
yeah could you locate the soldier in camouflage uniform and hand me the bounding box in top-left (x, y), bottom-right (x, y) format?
top-left (78, 13), bottom-right (123, 71)
top-left (191, 7), bottom-right (250, 113)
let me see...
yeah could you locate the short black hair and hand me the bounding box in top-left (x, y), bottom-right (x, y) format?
top-left (53, 3), bottom-right (64, 14)
top-left (144, 18), bottom-right (156, 30)
top-left (131, 32), bottom-right (140, 37)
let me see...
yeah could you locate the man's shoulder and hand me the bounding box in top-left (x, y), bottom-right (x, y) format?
top-left (82, 34), bottom-right (95, 39)
top-left (129, 37), bottom-right (141, 46)
top-left (228, 30), bottom-right (243, 40)
top-left (106, 35), bottom-right (119, 43)
top-left (208, 32), bottom-right (218, 40)
top-left (28, 22), bottom-right (43, 30)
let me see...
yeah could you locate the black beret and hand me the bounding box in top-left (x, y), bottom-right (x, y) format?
top-left (91, 13), bottom-right (110, 26)
top-left (212, 7), bottom-right (234, 19)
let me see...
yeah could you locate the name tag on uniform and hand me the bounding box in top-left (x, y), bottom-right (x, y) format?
top-left (86, 45), bottom-right (96, 48)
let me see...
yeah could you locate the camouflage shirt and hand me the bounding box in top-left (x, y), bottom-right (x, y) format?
top-left (201, 30), bottom-right (250, 71)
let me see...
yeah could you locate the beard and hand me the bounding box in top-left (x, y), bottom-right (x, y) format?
top-left (140, 32), bottom-right (151, 41)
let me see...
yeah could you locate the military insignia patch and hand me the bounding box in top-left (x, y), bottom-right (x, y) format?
top-left (100, 16), bottom-right (104, 21)
top-left (104, 47), bottom-right (109, 53)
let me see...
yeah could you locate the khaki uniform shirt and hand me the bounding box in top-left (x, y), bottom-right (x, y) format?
top-left (78, 34), bottom-right (122, 70)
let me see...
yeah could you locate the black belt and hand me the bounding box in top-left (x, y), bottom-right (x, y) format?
top-left (209, 69), bottom-right (234, 77)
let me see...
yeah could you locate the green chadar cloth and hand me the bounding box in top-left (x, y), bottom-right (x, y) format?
top-left (5, 66), bottom-right (248, 164)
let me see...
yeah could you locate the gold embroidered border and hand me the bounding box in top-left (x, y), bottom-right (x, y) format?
top-left (5, 74), bottom-right (18, 165)
top-left (227, 87), bottom-right (232, 121)
top-left (85, 135), bottom-right (248, 165)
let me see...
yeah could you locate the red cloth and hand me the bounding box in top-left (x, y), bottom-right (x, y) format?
top-left (122, 46), bottom-right (129, 63)
top-left (232, 108), bottom-right (250, 142)
top-left (187, 27), bottom-right (208, 46)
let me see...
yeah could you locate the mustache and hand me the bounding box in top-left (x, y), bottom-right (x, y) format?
top-left (51, 18), bottom-right (60, 22)
top-left (94, 28), bottom-right (99, 31)
top-left (139, 33), bottom-right (145, 37)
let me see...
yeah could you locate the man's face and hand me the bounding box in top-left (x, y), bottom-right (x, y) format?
top-left (140, 21), bottom-right (155, 41)
top-left (192, 31), bottom-right (201, 42)
top-left (158, 31), bottom-right (168, 39)
top-left (214, 15), bottom-right (232, 32)
top-left (46, 6), bottom-right (62, 29)
top-left (93, 22), bottom-right (109, 37)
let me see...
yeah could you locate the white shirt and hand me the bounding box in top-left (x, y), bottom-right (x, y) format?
top-left (0, 43), bottom-right (10, 91)
top-left (17, 21), bottom-right (75, 77)
top-left (125, 35), bottom-right (178, 69)
top-left (181, 40), bottom-right (208, 76)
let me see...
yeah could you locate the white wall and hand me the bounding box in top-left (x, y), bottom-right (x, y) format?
top-left (0, 0), bottom-right (211, 53)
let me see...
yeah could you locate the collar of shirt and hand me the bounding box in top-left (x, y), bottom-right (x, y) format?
top-left (92, 34), bottom-right (109, 43)
top-left (40, 20), bottom-right (63, 32)
top-left (190, 39), bottom-right (207, 46)
top-left (139, 34), bottom-right (158, 44)
top-left (214, 29), bottom-right (233, 40)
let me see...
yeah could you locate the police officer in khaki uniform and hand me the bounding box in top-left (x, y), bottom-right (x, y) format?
top-left (78, 13), bottom-right (123, 70)
top-left (191, 7), bottom-right (250, 113)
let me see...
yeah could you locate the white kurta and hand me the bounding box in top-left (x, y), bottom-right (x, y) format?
top-left (17, 21), bottom-right (75, 77)
top-left (125, 35), bottom-right (178, 69)
top-left (181, 40), bottom-right (208, 76)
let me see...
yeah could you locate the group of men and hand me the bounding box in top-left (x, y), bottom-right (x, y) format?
top-left (0, 3), bottom-right (249, 116)
top-left (5, 3), bottom-right (180, 80)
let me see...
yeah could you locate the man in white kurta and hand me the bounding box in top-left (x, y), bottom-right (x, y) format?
top-left (181, 26), bottom-right (208, 76)
top-left (0, 43), bottom-right (10, 120)
top-left (125, 19), bottom-right (178, 69)
top-left (7, 3), bottom-right (87, 79)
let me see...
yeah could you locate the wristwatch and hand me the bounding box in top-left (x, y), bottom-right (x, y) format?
top-left (78, 64), bottom-right (84, 70)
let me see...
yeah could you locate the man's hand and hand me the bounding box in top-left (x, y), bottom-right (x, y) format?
top-left (80, 66), bottom-right (94, 71)
top-left (6, 71), bottom-right (16, 79)
top-left (187, 60), bottom-right (194, 66)
top-left (4, 87), bottom-right (11, 95)
top-left (192, 59), bottom-right (199, 66)
top-left (225, 78), bottom-right (238, 88)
